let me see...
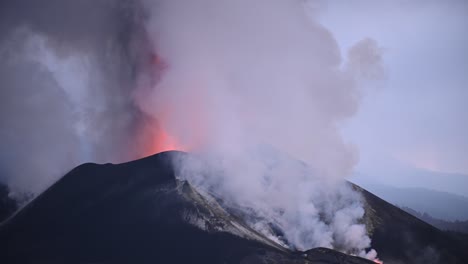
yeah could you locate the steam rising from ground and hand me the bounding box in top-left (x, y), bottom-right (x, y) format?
top-left (0, 0), bottom-right (383, 259)
top-left (137, 0), bottom-right (383, 258)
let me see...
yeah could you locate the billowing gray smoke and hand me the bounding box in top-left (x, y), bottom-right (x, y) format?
top-left (0, 0), bottom-right (156, 195)
top-left (137, 0), bottom-right (383, 259)
top-left (0, 0), bottom-right (383, 260)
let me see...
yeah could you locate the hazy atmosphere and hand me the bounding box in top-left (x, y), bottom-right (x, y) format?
top-left (318, 1), bottom-right (468, 197)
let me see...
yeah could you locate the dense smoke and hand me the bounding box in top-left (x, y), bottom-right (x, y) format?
top-left (139, 0), bottom-right (359, 177)
top-left (0, 0), bottom-right (154, 195)
top-left (138, 0), bottom-right (383, 258)
top-left (0, 0), bottom-right (383, 259)
top-left (137, 0), bottom-right (384, 179)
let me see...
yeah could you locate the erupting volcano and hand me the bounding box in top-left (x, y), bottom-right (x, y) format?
top-left (1, 0), bottom-right (467, 264)
top-left (1, 151), bottom-right (467, 263)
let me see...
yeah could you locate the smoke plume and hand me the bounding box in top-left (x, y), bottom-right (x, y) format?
top-left (0, 0), bottom-right (384, 259)
top-left (137, 0), bottom-right (383, 258)
top-left (0, 0), bottom-right (153, 196)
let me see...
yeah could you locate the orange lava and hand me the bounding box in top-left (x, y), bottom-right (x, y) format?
top-left (142, 52), bottom-right (204, 155)
top-left (150, 127), bottom-right (183, 154)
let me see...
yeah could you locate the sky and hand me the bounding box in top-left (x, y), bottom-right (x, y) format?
top-left (318, 0), bottom-right (468, 176)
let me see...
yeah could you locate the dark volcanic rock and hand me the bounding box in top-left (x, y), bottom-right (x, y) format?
top-left (0, 151), bottom-right (373, 264)
top-left (0, 183), bottom-right (17, 223)
top-left (305, 248), bottom-right (374, 264)
top-left (357, 184), bottom-right (468, 264)
top-left (2, 150), bottom-right (464, 263)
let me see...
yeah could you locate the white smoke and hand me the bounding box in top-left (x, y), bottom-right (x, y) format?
top-left (0, 28), bottom-right (81, 195)
top-left (137, 0), bottom-right (383, 259)
top-left (0, 0), bottom-right (384, 259)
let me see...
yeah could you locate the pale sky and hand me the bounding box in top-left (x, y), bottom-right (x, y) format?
top-left (319, 0), bottom-right (468, 175)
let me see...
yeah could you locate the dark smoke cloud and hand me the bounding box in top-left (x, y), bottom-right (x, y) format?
top-left (0, 0), bottom-right (384, 260)
top-left (0, 0), bottom-right (153, 195)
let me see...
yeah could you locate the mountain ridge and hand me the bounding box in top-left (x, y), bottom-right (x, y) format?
top-left (0, 151), bottom-right (466, 263)
top-left (0, 151), bottom-right (374, 264)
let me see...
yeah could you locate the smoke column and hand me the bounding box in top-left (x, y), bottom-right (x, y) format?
top-left (137, 0), bottom-right (383, 259)
top-left (0, 0), bottom-right (383, 260)
top-left (0, 0), bottom-right (157, 196)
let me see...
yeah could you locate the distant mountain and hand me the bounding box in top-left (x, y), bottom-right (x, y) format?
top-left (356, 185), bottom-right (467, 264)
top-left (350, 182), bottom-right (468, 221)
top-left (400, 206), bottom-right (468, 234)
top-left (1, 151), bottom-right (466, 263)
top-left (351, 168), bottom-right (468, 198)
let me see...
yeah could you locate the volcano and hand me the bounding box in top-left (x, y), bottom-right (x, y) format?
top-left (0, 151), bottom-right (466, 264)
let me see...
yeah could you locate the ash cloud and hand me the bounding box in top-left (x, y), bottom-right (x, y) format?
top-left (0, 0), bottom-right (153, 196)
top-left (138, 0), bottom-right (383, 258)
top-left (0, 0), bottom-right (384, 260)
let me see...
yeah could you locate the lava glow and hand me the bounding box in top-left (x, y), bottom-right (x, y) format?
top-left (149, 127), bottom-right (183, 154)
top-left (141, 53), bottom-right (183, 155)
top-left (141, 52), bottom-right (207, 156)
top-left (373, 259), bottom-right (384, 264)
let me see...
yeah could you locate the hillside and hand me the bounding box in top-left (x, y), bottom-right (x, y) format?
top-left (352, 182), bottom-right (468, 221)
top-left (0, 151), bottom-right (466, 263)
top-left (0, 151), bottom-right (373, 264)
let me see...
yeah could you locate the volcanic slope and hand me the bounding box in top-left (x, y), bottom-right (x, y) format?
top-left (358, 184), bottom-right (468, 264)
top-left (0, 151), bottom-right (466, 263)
top-left (0, 151), bottom-right (374, 264)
